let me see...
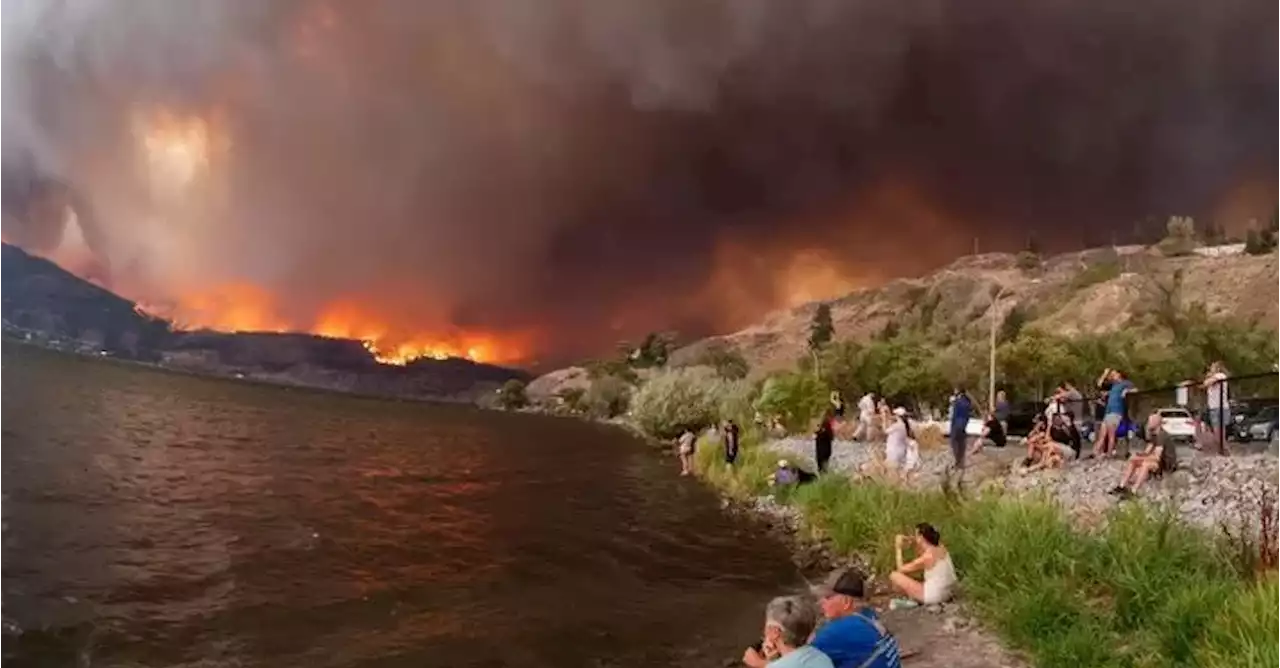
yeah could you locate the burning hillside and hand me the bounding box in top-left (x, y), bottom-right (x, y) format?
top-left (2, 0), bottom-right (1274, 366)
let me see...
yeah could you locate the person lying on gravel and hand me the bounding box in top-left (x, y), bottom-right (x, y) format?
top-left (742, 595), bottom-right (833, 668)
top-left (889, 523), bottom-right (957, 607)
top-left (809, 569), bottom-right (903, 668)
top-left (1109, 414), bottom-right (1176, 499)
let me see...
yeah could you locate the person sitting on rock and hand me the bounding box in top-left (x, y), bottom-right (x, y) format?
top-left (1021, 414), bottom-right (1049, 466)
top-left (889, 523), bottom-right (958, 606)
top-left (1109, 413), bottom-right (1176, 498)
top-left (969, 411), bottom-right (1006, 455)
top-left (809, 568), bottom-right (903, 668)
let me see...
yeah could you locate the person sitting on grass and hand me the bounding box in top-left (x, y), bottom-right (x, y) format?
top-left (770, 459), bottom-right (817, 488)
top-left (1109, 413), bottom-right (1177, 499)
top-left (888, 523), bottom-right (957, 606)
top-left (808, 569), bottom-right (903, 668)
top-left (741, 595), bottom-right (833, 668)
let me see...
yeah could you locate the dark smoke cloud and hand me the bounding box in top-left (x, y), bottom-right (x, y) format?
top-left (3, 0), bottom-right (1276, 365)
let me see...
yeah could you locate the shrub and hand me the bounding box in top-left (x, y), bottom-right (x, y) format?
top-left (753, 372), bottom-right (830, 433)
top-left (715, 378), bottom-right (760, 426)
top-left (583, 375), bottom-right (632, 419)
top-left (555, 386), bottom-right (586, 413)
top-left (628, 367), bottom-right (725, 438)
top-left (691, 342), bottom-right (750, 380)
top-left (1069, 260), bottom-right (1122, 290)
top-left (1015, 251), bottom-right (1041, 271)
top-left (495, 379), bottom-right (528, 410)
top-left (1244, 229), bottom-right (1267, 255)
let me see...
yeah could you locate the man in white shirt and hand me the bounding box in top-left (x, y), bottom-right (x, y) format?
top-left (1202, 362), bottom-right (1230, 454)
top-left (853, 393), bottom-right (877, 442)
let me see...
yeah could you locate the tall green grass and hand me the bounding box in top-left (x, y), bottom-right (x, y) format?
top-left (694, 433), bottom-right (1278, 668)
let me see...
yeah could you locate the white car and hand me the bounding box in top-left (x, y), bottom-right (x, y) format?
top-left (1155, 407), bottom-right (1196, 442)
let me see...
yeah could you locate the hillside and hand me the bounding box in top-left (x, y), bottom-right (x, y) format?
top-left (2, 243), bottom-right (172, 357)
top-left (672, 246), bottom-right (1279, 373)
top-left (1, 242), bottom-right (526, 401)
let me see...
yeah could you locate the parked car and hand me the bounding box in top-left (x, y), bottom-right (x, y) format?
top-left (1154, 407), bottom-right (1196, 444)
top-left (1236, 406), bottom-right (1278, 443)
top-left (1230, 399), bottom-right (1279, 440)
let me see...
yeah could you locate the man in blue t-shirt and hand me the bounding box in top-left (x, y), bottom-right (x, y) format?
top-left (1092, 368), bottom-right (1136, 458)
top-left (809, 569), bottom-right (903, 668)
top-left (948, 388), bottom-right (973, 469)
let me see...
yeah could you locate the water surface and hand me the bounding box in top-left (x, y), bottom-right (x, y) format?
top-left (2, 344), bottom-right (798, 667)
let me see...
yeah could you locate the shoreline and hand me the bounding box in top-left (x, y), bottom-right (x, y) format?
top-left (683, 427), bottom-right (1278, 668)
top-left (1, 338), bottom-right (491, 407)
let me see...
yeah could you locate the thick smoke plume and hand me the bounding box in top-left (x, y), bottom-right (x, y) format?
top-left (2, 0), bottom-right (1276, 366)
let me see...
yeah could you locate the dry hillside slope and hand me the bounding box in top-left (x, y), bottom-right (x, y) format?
top-left (674, 247), bottom-right (1279, 373)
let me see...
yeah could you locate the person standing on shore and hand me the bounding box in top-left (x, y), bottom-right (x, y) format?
top-left (815, 409), bottom-right (836, 473)
top-left (723, 419), bottom-right (742, 467)
top-left (853, 392), bottom-right (876, 442)
top-left (1202, 361), bottom-right (1231, 455)
top-left (677, 427), bottom-right (696, 476)
top-left (948, 387), bottom-right (973, 470)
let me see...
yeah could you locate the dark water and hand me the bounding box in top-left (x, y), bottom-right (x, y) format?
top-left (2, 344), bottom-right (800, 667)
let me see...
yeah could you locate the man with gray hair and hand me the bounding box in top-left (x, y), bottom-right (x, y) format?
top-left (742, 596), bottom-right (834, 668)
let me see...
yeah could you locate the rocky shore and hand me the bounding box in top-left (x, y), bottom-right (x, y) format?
top-left (766, 436), bottom-right (1279, 534)
top-left (717, 461), bottom-right (1028, 667)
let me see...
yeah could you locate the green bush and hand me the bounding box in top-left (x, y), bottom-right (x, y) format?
top-left (583, 375), bottom-right (632, 419)
top-left (628, 366), bottom-right (725, 438)
top-left (690, 342), bottom-right (750, 380)
top-left (754, 371), bottom-right (829, 433)
top-left (495, 379), bottom-right (528, 410)
top-left (1015, 251), bottom-right (1042, 271)
top-left (1193, 575), bottom-right (1279, 668)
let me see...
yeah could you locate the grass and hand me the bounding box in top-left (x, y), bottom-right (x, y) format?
top-left (693, 431), bottom-right (1278, 668)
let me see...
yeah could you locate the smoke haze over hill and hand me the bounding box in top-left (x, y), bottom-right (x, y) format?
top-left (2, 0), bottom-right (1275, 366)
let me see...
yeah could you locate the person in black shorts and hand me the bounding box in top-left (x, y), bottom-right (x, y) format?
top-left (723, 419), bottom-right (741, 466)
top-left (971, 411), bottom-right (1006, 454)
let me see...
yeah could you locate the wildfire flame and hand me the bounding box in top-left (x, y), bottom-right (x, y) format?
top-left (130, 284), bottom-right (522, 366)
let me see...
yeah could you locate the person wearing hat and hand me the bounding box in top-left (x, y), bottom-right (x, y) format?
top-left (808, 569), bottom-right (903, 668)
top-left (883, 407), bottom-right (913, 472)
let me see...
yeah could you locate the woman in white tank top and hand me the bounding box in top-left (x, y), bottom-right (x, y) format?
top-left (889, 522), bottom-right (957, 605)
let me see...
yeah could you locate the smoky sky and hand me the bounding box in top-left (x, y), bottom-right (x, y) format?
top-left (2, 0), bottom-right (1276, 365)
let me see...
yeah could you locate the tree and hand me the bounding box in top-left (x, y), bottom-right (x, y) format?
top-left (754, 372), bottom-right (830, 433)
top-left (694, 342), bottom-right (750, 380)
top-left (808, 303), bottom-right (834, 352)
top-left (1245, 229), bottom-right (1268, 255)
top-left (496, 379), bottom-right (528, 410)
top-left (999, 304), bottom-right (1029, 343)
top-left (629, 367), bottom-right (725, 438)
top-left (807, 303), bottom-right (835, 375)
top-left (1157, 216), bottom-right (1197, 256)
top-left (633, 331), bottom-right (675, 368)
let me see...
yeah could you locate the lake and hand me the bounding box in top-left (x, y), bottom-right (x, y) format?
top-left (2, 343), bottom-right (800, 667)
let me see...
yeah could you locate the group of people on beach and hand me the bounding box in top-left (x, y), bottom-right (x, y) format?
top-left (741, 523), bottom-right (957, 668)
